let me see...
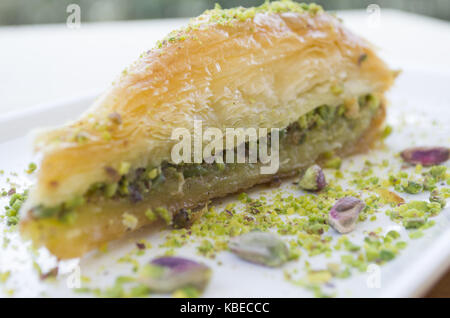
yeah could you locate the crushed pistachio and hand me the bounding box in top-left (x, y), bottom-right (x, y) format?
top-left (409, 231), bottom-right (424, 239)
top-left (387, 200), bottom-right (442, 231)
top-left (119, 162), bottom-right (131, 175)
top-left (403, 217), bottom-right (426, 229)
top-left (430, 188), bottom-right (447, 208)
top-left (148, 168), bottom-right (159, 180)
top-left (4, 190), bottom-right (28, 226)
top-left (381, 125), bottom-right (393, 139)
top-left (0, 271), bottom-right (11, 283)
top-left (122, 213), bottom-right (138, 230)
top-left (152, 1), bottom-right (323, 51)
top-left (307, 270), bottom-right (332, 284)
top-left (172, 286), bottom-right (201, 298)
top-left (323, 156), bottom-right (342, 170)
top-left (402, 181), bottom-right (423, 194)
top-left (25, 162), bottom-right (37, 174)
top-left (155, 207), bottom-right (171, 225)
top-left (330, 84), bottom-right (343, 96)
top-left (145, 208), bottom-right (157, 221)
top-left (376, 188), bottom-right (405, 206)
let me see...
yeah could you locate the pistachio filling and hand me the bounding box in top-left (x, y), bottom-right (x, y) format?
top-left (30, 94), bottom-right (381, 221)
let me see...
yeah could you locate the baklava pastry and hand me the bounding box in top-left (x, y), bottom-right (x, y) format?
top-left (20, 1), bottom-right (395, 259)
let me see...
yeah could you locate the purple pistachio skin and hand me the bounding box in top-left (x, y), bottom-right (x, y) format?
top-left (151, 256), bottom-right (206, 272)
top-left (316, 169), bottom-right (326, 191)
top-left (141, 256), bottom-right (212, 293)
top-left (400, 147), bottom-right (449, 166)
top-left (329, 197), bottom-right (365, 234)
top-left (298, 165), bottom-right (327, 191)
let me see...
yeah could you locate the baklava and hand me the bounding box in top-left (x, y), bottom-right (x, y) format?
top-left (20, 1), bottom-right (395, 259)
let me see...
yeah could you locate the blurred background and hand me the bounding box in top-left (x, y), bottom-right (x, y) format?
top-left (1, 0), bottom-right (450, 117)
top-left (1, 0), bottom-right (450, 25)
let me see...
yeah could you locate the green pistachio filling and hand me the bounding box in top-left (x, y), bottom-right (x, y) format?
top-left (30, 94), bottom-right (381, 221)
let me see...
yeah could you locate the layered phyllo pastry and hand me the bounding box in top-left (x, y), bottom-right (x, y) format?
top-left (20, 1), bottom-right (395, 259)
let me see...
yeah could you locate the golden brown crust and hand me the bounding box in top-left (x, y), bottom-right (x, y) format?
top-left (28, 8), bottom-right (394, 207)
top-left (19, 2), bottom-right (395, 259)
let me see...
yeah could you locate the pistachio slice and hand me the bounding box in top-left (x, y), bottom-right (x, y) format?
top-left (400, 147), bottom-right (449, 166)
top-left (375, 188), bottom-right (405, 205)
top-left (229, 232), bottom-right (290, 267)
top-left (138, 256), bottom-right (211, 293)
top-left (403, 217), bottom-right (426, 229)
top-left (328, 196), bottom-right (365, 234)
top-left (430, 189), bottom-right (446, 208)
top-left (298, 164), bottom-right (326, 191)
top-left (402, 181), bottom-right (423, 194)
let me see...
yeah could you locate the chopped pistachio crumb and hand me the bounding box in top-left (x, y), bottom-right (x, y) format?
top-left (145, 208), bottom-right (157, 221)
top-left (381, 125), bottom-right (393, 139)
top-left (25, 162), bottom-right (37, 174)
top-left (122, 213), bottom-right (138, 230)
top-left (402, 181), bottom-right (423, 194)
top-left (4, 189), bottom-right (28, 226)
top-left (172, 286), bottom-right (201, 298)
top-left (307, 270), bottom-right (332, 284)
top-left (324, 156), bottom-right (342, 170)
top-left (119, 161), bottom-right (131, 175)
top-left (0, 271), bottom-right (11, 283)
top-left (148, 168), bottom-right (159, 180)
top-left (155, 207), bottom-right (171, 225)
top-left (409, 231), bottom-right (424, 239)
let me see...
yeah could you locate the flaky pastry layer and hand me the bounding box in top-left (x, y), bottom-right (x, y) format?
top-left (26, 3), bottom-right (394, 207)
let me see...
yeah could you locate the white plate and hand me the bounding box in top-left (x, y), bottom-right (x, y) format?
top-left (0, 68), bottom-right (449, 298)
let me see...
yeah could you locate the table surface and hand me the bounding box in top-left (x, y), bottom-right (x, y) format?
top-left (0, 9), bottom-right (449, 297)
